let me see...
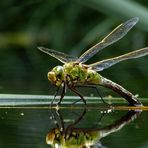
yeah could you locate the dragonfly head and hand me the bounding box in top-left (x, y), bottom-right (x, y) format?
top-left (48, 66), bottom-right (64, 86)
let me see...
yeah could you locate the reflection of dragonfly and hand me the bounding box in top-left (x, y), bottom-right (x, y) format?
top-left (46, 108), bottom-right (141, 148)
top-left (38, 17), bottom-right (148, 106)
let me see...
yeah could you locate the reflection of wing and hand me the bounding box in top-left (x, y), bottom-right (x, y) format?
top-left (77, 17), bottom-right (139, 63)
top-left (89, 47), bottom-right (148, 71)
top-left (38, 47), bottom-right (78, 63)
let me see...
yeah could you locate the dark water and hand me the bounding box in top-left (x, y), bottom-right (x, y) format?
top-left (0, 95), bottom-right (148, 148)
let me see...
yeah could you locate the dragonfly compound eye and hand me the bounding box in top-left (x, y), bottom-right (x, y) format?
top-left (48, 66), bottom-right (64, 86)
top-left (47, 71), bottom-right (56, 83)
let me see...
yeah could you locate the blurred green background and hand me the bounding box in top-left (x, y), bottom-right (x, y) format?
top-left (0, 0), bottom-right (148, 97)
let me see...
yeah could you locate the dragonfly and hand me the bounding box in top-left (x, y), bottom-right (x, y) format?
top-left (38, 17), bottom-right (148, 106)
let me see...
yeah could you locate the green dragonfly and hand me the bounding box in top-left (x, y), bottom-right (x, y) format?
top-left (38, 17), bottom-right (148, 106)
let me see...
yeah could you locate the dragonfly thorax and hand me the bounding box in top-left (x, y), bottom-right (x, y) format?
top-left (63, 62), bottom-right (87, 84)
top-left (63, 62), bottom-right (102, 85)
top-left (48, 62), bottom-right (102, 87)
top-left (46, 127), bottom-right (99, 148)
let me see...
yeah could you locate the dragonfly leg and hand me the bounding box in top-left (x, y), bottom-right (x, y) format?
top-left (100, 77), bottom-right (142, 106)
top-left (49, 108), bottom-right (66, 135)
top-left (76, 84), bottom-right (110, 106)
top-left (91, 85), bottom-right (110, 105)
top-left (70, 87), bottom-right (87, 105)
top-left (65, 109), bottom-right (86, 135)
top-left (51, 86), bottom-right (60, 106)
top-left (57, 82), bottom-right (66, 105)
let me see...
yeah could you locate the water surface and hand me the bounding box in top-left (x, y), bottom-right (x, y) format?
top-left (0, 94), bottom-right (148, 148)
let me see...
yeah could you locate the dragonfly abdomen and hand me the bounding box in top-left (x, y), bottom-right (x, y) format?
top-left (85, 69), bottom-right (102, 85)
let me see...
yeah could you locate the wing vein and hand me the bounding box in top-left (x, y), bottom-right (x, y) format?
top-left (89, 47), bottom-right (148, 71)
top-left (77, 17), bottom-right (139, 63)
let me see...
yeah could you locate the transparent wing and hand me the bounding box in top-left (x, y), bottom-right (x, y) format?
top-left (77, 17), bottom-right (139, 63)
top-left (38, 47), bottom-right (78, 63)
top-left (89, 47), bottom-right (148, 71)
